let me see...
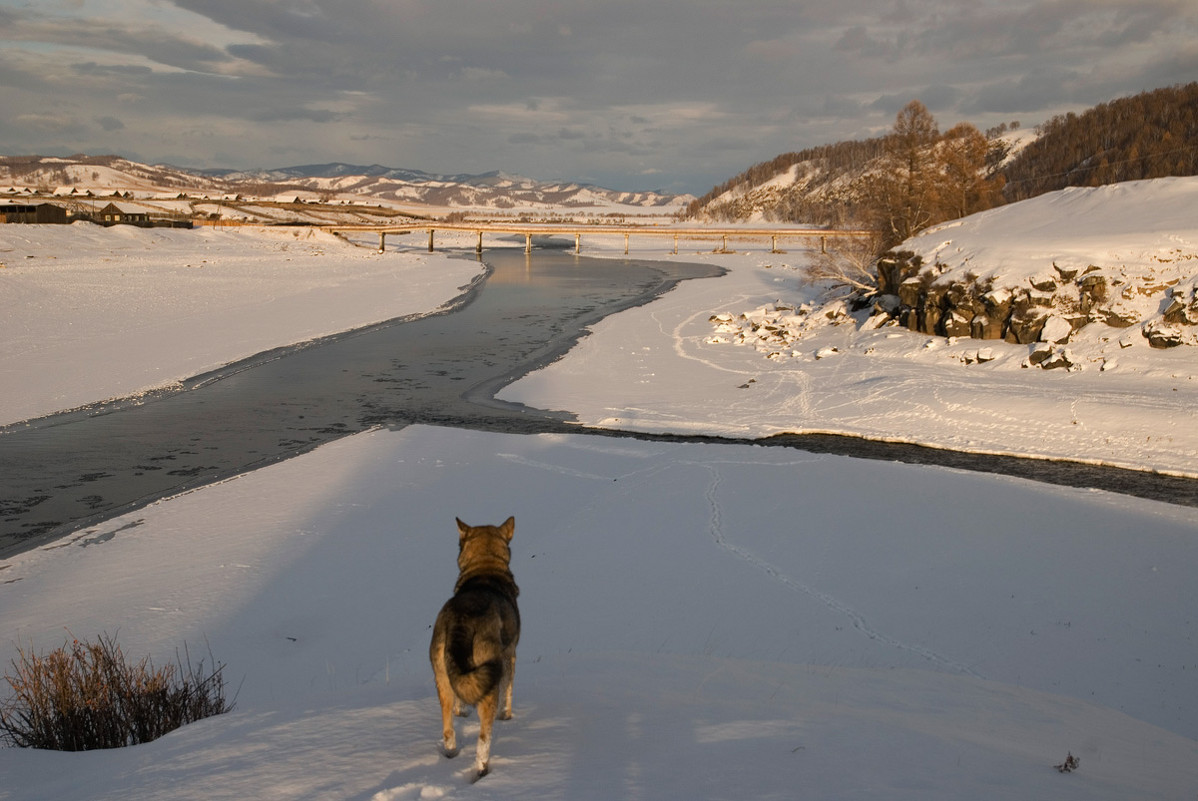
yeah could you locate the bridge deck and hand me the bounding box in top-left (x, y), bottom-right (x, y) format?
top-left (323, 221), bottom-right (870, 254)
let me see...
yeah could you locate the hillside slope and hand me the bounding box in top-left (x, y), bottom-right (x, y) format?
top-left (686, 82), bottom-right (1198, 226)
top-left (1, 155), bottom-right (688, 216)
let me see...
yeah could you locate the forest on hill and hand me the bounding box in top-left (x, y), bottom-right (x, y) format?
top-left (1002, 82), bottom-right (1198, 201)
top-left (687, 82), bottom-right (1198, 227)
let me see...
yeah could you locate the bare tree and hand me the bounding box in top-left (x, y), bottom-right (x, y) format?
top-left (805, 231), bottom-right (886, 292)
top-left (940, 122), bottom-right (1004, 219)
top-left (865, 100), bottom-right (942, 252)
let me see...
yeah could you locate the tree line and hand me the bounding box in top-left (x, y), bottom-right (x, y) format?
top-left (1002, 82), bottom-right (1198, 201)
top-left (687, 82), bottom-right (1198, 251)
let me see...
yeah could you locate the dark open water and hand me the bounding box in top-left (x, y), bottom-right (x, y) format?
top-left (2, 248), bottom-right (1194, 559)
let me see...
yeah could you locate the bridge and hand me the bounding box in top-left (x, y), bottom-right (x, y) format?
top-left (323, 221), bottom-right (870, 256)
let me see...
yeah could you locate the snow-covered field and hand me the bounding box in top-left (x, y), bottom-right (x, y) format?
top-left (1, 185), bottom-right (1197, 800)
top-left (0, 224), bottom-right (483, 427)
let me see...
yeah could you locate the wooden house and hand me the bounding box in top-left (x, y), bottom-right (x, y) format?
top-left (96, 202), bottom-right (150, 226)
top-left (1, 203), bottom-right (68, 224)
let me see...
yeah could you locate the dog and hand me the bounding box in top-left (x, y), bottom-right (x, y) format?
top-left (429, 516), bottom-right (520, 781)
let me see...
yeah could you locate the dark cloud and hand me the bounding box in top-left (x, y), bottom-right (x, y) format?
top-left (0, 0), bottom-right (1195, 193)
top-left (248, 107), bottom-right (347, 124)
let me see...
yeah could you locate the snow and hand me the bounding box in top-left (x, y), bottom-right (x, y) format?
top-left (2, 427), bottom-right (1196, 800)
top-left (501, 180), bottom-right (1198, 477)
top-left (2, 182), bottom-right (1198, 799)
top-left (0, 224), bottom-right (483, 426)
top-left (905, 178), bottom-right (1198, 293)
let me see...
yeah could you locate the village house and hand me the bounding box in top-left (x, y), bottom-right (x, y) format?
top-left (1, 203), bottom-right (69, 224)
top-left (95, 202), bottom-right (150, 226)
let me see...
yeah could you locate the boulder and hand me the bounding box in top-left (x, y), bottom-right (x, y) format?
top-left (1040, 315), bottom-right (1074, 344)
top-left (943, 309), bottom-right (973, 338)
top-left (1162, 297), bottom-right (1186, 323)
top-left (898, 277), bottom-right (924, 309)
top-left (1143, 321), bottom-right (1185, 348)
top-left (1029, 273), bottom-right (1059, 292)
top-left (1053, 263), bottom-right (1080, 281)
top-left (1101, 307), bottom-right (1139, 328)
top-left (1079, 274), bottom-right (1109, 314)
top-left (1039, 348), bottom-right (1072, 370)
top-left (875, 251), bottom-right (923, 296)
top-left (970, 314), bottom-right (1004, 340)
top-left (1027, 342), bottom-right (1055, 366)
top-left (1006, 301), bottom-right (1047, 345)
top-left (873, 294), bottom-right (901, 316)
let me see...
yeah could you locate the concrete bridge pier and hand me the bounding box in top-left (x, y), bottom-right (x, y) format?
top-left (624, 233), bottom-right (630, 254)
top-left (673, 235), bottom-right (679, 255)
top-left (378, 232), bottom-right (386, 253)
top-left (427, 229), bottom-right (436, 252)
top-left (476, 230), bottom-right (484, 254)
top-left (525, 233), bottom-right (533, 253)
top-left (575, 233), bottom-right (581, 254)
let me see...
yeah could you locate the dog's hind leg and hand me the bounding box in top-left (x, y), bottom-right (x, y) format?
top-left (499, 653), bottom-right (516, 720)
top-left (472, 691), bottom-right (499, 780)
top-left (432, 655), bottom-right (459, 758)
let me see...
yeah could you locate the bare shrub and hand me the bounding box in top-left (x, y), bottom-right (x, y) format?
top-left (805, 232), bottom-right (885, 293)
top-left (1054, 752), bottom-right (1080, 773)
top-left (0, 633), bottom-right (232, 751)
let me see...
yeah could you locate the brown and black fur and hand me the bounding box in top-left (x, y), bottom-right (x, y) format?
top-left (429, 516), bottom-right (520, 781)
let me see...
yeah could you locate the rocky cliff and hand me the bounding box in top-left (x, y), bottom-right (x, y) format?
top-left (865, 179), bottom-right (1198, 369)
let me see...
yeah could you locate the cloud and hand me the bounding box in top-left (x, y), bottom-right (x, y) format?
top-left (0, 0), bottom-right (1195, 192)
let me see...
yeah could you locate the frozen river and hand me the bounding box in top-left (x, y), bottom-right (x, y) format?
top-left (1, 249), bottom-right (1194, 559)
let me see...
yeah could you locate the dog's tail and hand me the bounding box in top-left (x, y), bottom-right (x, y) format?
top-left (445, 621), bottom-right (503, 707)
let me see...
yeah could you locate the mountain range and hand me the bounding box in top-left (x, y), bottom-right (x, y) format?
top-left (0, 155), bottom-right (689, 212)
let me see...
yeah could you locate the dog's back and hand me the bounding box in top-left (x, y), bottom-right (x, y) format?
top-left (430, 517), bottom-right (520, 781)
top-left (436, 575), bottom-right (520, 706)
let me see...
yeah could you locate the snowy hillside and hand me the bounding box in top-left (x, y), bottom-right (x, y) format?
top-left (885, 177), bottom-right (1198, 351)
top-left (1, 155), bottom-right (689, 218)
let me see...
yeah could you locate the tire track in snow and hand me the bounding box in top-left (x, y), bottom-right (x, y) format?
top-left (696, 462), bottom-right (984, 679)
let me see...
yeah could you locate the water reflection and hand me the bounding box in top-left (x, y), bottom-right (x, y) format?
top-left (0, 251), bottom-right (717, 557)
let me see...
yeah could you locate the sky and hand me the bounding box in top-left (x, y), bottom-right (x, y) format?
top-left (1, 1), bottom-right (1196, 195)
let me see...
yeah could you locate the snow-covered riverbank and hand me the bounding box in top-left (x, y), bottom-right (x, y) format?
top-left (0, 224), bottom-right (483, 427)
top-left (1, 194), bottom-right (1197, 799)
top-left (502, 180), bottom-right (1198, 478)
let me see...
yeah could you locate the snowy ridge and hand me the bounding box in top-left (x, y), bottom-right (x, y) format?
top-left (1, 155), bottom-right (690, 215)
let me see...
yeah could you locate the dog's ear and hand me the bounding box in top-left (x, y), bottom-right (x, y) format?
top-left (456, 517), bottom-right (470, 542)
top-left (499, 516), bottom-right (515, 541)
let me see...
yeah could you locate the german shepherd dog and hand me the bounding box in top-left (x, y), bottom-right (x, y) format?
top-left (429, 516), bottom-right (520, 781)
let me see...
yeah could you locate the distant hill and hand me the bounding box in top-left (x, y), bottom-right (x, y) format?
top-left (683, 138), bottom-right (889, 226)
top-left (686, 82), bottom-right (1198, 225)
top-left (0, 156), bottom-right (689, 213)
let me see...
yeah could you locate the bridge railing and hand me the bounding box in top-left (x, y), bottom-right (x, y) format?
top-left (323, 222), bottom-right (871, 255)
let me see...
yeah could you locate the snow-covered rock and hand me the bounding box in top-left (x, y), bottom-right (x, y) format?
top-left (875, 178), bottom-right (1198, 348)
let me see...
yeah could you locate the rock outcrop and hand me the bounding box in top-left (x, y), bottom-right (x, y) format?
top-left (871, 251), bottom-right (1198, 361)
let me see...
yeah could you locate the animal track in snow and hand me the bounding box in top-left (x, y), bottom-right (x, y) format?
top-left (696, 461), bottom-right (983, 679)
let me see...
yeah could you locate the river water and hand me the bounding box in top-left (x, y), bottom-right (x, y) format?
top-left (2, 249), bottom-right (1194, 559)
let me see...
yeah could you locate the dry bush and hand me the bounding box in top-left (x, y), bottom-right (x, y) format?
top-left (0, 633), bottom-right (232, 751)
top-left (805, 232), bottom-right (885, 293)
